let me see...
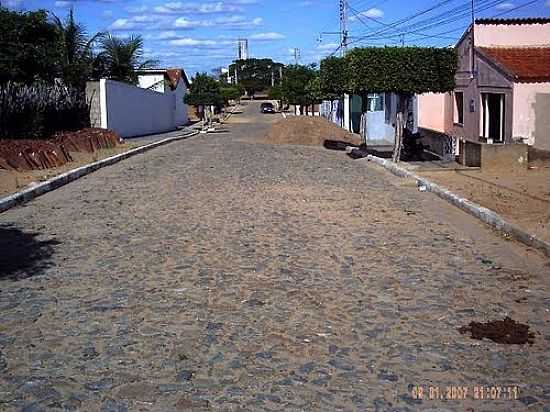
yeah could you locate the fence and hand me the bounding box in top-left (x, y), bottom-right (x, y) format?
top-left (1, 82), bottom-right (89, 139)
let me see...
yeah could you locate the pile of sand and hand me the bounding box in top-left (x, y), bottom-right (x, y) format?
top-left (264, 116), bottom-right (362, 147)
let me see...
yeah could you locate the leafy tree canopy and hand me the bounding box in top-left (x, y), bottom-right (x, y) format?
top-left (95, 34), bottom-right (158, 85)
top-left (319, 56), bottom-right (347, 99)
top-left (321, 47), bottom-right (457, 96)
top-left (53, 9), bottom-right (103, 88)
top-left (220, 86), bottom-right (242, 103)
top-left (280, 64), bottom-right (318, 106)
top-left (0, 7), bottom-right (62, 84)
top-left (229, 58), bottom-right (284, 96)
top-left (185, 73), bottom-right (224, 106)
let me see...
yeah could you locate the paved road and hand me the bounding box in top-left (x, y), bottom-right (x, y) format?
top-left (1, 102), bottom-right (549, 411)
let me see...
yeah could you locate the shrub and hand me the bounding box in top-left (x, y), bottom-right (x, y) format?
top-left (0, 82), bottom-right (90, 139)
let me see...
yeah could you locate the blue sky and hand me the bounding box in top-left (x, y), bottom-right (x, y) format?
top-left (5, 0), bottom-right (550, 76)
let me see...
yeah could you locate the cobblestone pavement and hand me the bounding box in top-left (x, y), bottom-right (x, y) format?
top-left (0, 102), bottom-right (549, 412)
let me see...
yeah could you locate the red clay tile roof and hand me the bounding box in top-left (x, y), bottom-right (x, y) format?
top-left (476, 18), bottom-right (550, 25)
top-left (164, 69), bottom-right (181, 90)
top-left (478, 47), bottom-right (550, 83)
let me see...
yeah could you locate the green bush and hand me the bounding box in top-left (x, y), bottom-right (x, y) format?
top-left (320, 46), bottom-right (457, 96)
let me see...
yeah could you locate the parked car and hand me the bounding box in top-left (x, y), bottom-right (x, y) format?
top-left (260, 102), bottom-right (275, 114)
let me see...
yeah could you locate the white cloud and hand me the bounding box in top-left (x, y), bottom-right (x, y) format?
top-left (109, 18), bottom-right (135, 30)
top-left (250, 32), bottom-right (285, 40)
top-left (351, 8), bottom-right (384, 20)
top-left (4, 0), bottom-right (23, 7)
top-left (495, 2), bottom-right (514, 9)
top-left (153, 1), bottom-right (242, 14)
top-left (545, 0), bottom-right (550, 6)
top-left (55, 0), bottom-right (72, 7)
top-left (173, 17), bottom-right (207, 28)
top-left (317, 42), bottom-right (339, 50)
top-left (167, 37), bottom-right (235, 48)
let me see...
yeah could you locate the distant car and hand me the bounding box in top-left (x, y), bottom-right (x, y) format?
top-left (260, 102), bottom-right (275, 114)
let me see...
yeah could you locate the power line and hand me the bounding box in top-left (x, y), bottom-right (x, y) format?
top-left (348, 0), bottom-right (512, 46)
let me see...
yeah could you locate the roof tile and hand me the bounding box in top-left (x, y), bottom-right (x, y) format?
top-left (478, 47), bottom-right (550, 83)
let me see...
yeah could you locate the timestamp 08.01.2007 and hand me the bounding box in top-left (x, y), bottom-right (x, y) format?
top-left (411, 385), bottom-right (520, 401)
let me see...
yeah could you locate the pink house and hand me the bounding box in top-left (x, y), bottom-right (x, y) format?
top-left (418, 18), bottom-right (550, 162)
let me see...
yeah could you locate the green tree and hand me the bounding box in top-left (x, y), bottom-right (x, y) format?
top-left (53, 9), bottom-right (103, 89)
top-left (220, 86), bottom-right (242, 104)
top-left (0, 7), bottom-right (61, 84)
top-left (95, 33), bottom-right (157, 84)
top-left (319, 56), bottom-right (347, 100)
top-left (185, 73), bottom-right (224, 106)
top-left (268, 85), bottom-right (283, 109)
top-left (229, 58), bottom-right (284, 97)
top-left (281, 64), bottom-right (317, 115)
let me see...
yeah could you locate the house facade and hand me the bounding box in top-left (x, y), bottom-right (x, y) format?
top-left (418, 18), bottom-right (550, 157)
top-left (321, 92), bottom-right (418, 146)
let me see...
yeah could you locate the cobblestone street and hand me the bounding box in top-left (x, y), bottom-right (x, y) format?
top-left (1, 102), bottom-right (549, 411)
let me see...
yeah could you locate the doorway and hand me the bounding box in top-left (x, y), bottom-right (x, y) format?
top-left (481, 93), bottom-right (505, 142)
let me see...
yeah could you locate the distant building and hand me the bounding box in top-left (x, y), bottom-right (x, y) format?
top-left (237, 39), bottom-right (249, 60)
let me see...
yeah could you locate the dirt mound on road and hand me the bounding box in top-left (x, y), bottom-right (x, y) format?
top-left (264, 116), bottom-right (362, 147)
top-left (0, 128), bottom-right (121, 171)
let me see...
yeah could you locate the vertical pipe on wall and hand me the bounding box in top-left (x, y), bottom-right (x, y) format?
top-left (99, 79), bottom-right (108, 129)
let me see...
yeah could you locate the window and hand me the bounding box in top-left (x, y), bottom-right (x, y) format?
top-left (366, 93), bottom-right (384, 112)
top-left (481, 93), bottom-right (505, 142)
top-left (454, 91), bottom-right (464, 125)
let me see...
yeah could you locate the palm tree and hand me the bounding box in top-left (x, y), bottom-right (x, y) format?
top-left (97, 34), bottom-right (158, 85)
top-left (53, 9), bottom-right (103, 88)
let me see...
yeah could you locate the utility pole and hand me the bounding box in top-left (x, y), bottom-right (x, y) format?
top-left (470, 0), bottom-right (476, 78)
top-left (339, 0), bottom-right (348, 56)
top-left (279, 66), bottom-right (283, 85)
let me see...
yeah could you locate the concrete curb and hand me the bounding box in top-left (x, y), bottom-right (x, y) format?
top-left (0, 130), bottom-right (199, 214)
top-left (364, 153), bottom-right (550, 257)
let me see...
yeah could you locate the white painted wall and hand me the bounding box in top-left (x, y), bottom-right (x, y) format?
top-left (513, 82), bottom-right (550, 150)
top-left (173, 80), bottom-right (188, 126)
top-left (138, 74), bottom-right (165, 92)
top-left (102, 79), bottom-right (176, 138)
top-left (343, 94), bottom-right (351, 131)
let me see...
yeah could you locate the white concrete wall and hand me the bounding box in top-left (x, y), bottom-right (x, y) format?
top-left (173, 80), bottom-right (188, 126)
top-left (102, 79), bottom-right (176, 138)
top-left (138, 74), bottom-right (165, 92)
top-left (513, 82), bottom-right (550, 150)
top-left (343, 94), bottom-right (351, 131)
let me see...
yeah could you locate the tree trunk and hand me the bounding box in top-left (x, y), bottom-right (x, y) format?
top-left (392, 112), bottom-right (404, 162)
top-left (392, 93), bottom-right (411, 162)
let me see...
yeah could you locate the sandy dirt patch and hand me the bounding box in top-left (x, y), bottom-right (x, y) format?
top-left (420, 165), bottom-right (550, 243)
